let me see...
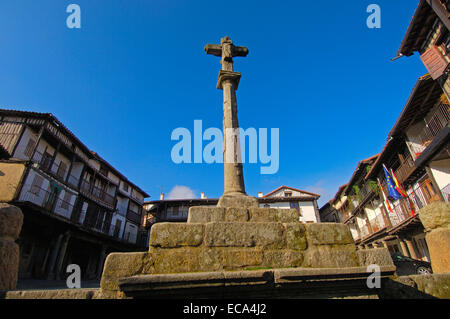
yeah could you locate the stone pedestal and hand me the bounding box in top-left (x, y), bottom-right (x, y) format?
top-left (0, 203), bottom-right (23, 291)
top-left (419, 201), bottom-right (450, 274)
top-left (99, 206), bottom-right (395, 298)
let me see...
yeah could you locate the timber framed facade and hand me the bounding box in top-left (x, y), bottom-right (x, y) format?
top-left (330, 74), bottom-right (449, 265)
top-left (0, 109), bottom-right (149, 281)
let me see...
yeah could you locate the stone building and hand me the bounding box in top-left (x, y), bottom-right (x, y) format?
top-left (144, 194), bottom-right (218, 224)
top-left (145, 186), bottom-right (321, 225)
top-left (330, 73), bottom-right (449, 263)
top-left (397, 0), bottom-right (450, 100)
top-left (257, 186), bottom-right (321, 223)
top-left (0, 109), bottom-right (149, 280)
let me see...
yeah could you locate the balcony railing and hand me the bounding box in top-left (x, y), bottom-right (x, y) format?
top-left (368, 214), bottom-right (386, 234)
top-left (394, 154), bottom-right (415, 184)
top-left (18, 184), bottom-right (75, 218)
top-left (80, 180), bottom-right (115, 207)
top-left (409, 102), bottom-right (450, 157)
top-left (75, 210), bottom-right (135, 243)
top-left (31, 150), bottom-right (82, 188)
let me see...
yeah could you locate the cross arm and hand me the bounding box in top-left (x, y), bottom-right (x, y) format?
top-left (204, 44), bottom-right (223, 57)
top-left (204, 44), bottom-right (249, 57)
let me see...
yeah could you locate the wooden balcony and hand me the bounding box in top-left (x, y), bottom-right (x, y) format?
top-left (80, 180), bottom-right (115, 208)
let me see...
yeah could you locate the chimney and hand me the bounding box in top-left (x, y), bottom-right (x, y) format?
top-left (160, 193), bottom-right (165, 200)
top-left (201, 192), bottom-right (206, 199)
top-left (257, 192), bottom-right (263, 198)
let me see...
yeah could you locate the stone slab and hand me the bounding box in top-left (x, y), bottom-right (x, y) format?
top-left (0, 203), bottom-right (23, 240)
top-left (149, 223), bottom-right (204, 248)
top-left (187, 206), bottom-right (226, 223)
top-left (425, 227), bottom-right (450, 274)
top-left (357, 248), bottom-right (395, 267)
top-left (302, 244), bottom-right (358, 268)
top-left (204, 222), bottom-right (285, 248)
top-left (418, 201), bottom-right (450, 231)
top-left (305, 223), bottom-right (354, 245)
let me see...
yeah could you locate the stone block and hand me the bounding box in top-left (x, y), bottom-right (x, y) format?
top-left (0, 204), bottom-right (23, 291)
top-left (305, 223), bottom-right (354, 245)
top-left (284, 223), bottom-right (307, 250)
top-left (225, 207), bottom-right (249, 222)
top-left (419, 201), bottom-right (450, 231)
top-left (204, 222), bottom-right (285, 249)
top-left (425, 227), bottom-right (450, 274)
top-left (100, 252), bottom-right (148, 292)
top-left (0, 238), bottom-right (19, 291)
top-left (222, 248), bottom-right (263, 269)
top-left (276, 209), bottom-right (301, 223)
top-left (249, 208), bottom-right (278, 222)
top-left (187, 206), bottom-right (226, 223)
top-left (148, 247), bottom-right (224, 274)
top-left (357, 248), bottom-right (394, 267)
top-left (217, 194), bottom-right (259, 208)
top-left (0, 203), bottom-right (23, 240)
top-left (302, 244), bottom-right (358, 268)
top-left (149, 223), bottom-right (204, 248)
top-left (262, 250), bottom-right (303, 268)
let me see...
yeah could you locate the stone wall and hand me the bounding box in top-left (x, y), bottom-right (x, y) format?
top-left (419, 201), bottom-right (450, 274)
top-left (100, 206), bottom-right (394, 298)
top-left (0, 203), bottom-right (23, 291)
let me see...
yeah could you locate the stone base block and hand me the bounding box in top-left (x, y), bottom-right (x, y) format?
top-left (426, 228), bottom-right (450, 274)
top-left (187, 206), bottom-right (300, 223)
top-left (302, 244), bottom-right (358, 268)
top-left (357, 248), bottom-right (395, 267)
top-left (0, 238), bottom-right (19, 291)
top-left (217, 194), bottom-right (259, 208)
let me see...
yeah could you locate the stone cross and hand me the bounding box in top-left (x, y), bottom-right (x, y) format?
top-left (205, 36), bottom-right (258, 207)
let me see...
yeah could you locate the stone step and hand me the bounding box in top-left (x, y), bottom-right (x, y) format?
top-left (187, 206), bottom-right (300, 223)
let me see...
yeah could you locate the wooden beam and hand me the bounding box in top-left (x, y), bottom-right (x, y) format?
top-left (425, 0), bottom-right (450, 31)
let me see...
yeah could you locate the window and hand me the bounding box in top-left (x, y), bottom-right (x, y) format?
top-left (122, 183), bottom-right (129, 192)
top-left (290, 202), bottom-right (299, 210)
top-left (172, 206), bottom-right (179, 216)
top-left (30, 174), bottom-right (44, 195)
top-left (285, 192), bottom-right (292, 197)
top-left (40, 151), bottom-right (53, 171)
top-left (60, 191), bottom-right (72, 210)
top-left (56, 161), bottom-right (67, 179)
top-left (24, 138), bottom-right (36, 158)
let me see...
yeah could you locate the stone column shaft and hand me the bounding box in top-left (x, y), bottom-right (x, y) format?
top-left (222, 79), bottom-right (245, 196)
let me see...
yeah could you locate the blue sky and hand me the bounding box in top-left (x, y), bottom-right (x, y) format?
top-left (0, 1), bottom-right (426, 206)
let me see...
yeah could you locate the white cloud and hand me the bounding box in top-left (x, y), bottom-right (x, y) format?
top-left (166, 185), bottom-right (196, 199)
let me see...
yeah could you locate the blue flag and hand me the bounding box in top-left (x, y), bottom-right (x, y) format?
top-left (383, 164), bottom-right (402, 201)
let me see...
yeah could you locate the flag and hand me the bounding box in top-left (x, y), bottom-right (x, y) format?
top-left (390, 168), bottom-right (407, 198)
top-left (377, 178), bottom-right (393, 213)
top-left (383, 164), bottom-right (402, 201)
top-left (389, 166), bottom-right (416, 217)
